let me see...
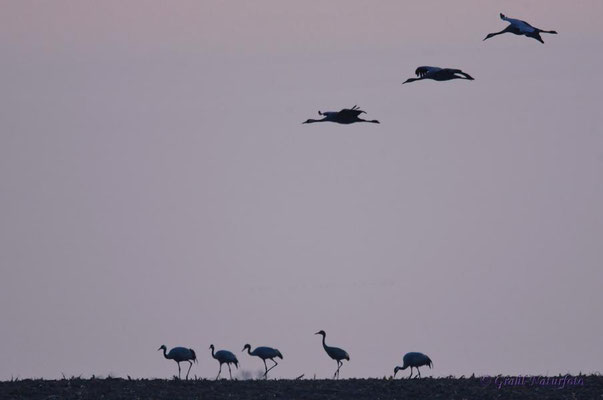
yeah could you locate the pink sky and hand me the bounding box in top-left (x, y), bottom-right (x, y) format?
top-left (1, 1), bottom-right (602, 379)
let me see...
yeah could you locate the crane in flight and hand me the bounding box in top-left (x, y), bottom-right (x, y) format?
top-left (303, 105), bottom-right (380, 124)
top-left (484, 13), bottom-right (557, 43)
top-left (403, 66), bottom-right (474, 84)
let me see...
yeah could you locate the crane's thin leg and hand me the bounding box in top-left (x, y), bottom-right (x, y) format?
top-left (216, 363), bottom-right (222, 380)
top-left (228, 364), bottom-right (232, 380)
top-left (263, 359), bottom-right (269, 378)
top-left (265, 359), bottom-right (279, 375)
top-left (186, 361), bottom-right (192, 380)
top-left (416, 367), bottom-right (421, 379)
top-left (177, 362), bottom-right (181, 380)
top-left (408, 367), bottom-right (413, 379)
top-left (333, 361), bottom-right (342, 379)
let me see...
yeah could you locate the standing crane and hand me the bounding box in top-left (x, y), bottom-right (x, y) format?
top-left (242, 344), bottom-right (283, 378)
top-left (403, 66), bottom-right (474, 84)
top-left (484, 13), bottom-right (557, 43)
top-left (209, 344), bottom-right (239, 380)
top-left (157, 345), bottom-right (197, 380)
top-left (394, 352), bottom-right (433, 379)
top-left (303, 105), bottom-right (380, 124)
top-left (315, 330), bottom-right (350, 379)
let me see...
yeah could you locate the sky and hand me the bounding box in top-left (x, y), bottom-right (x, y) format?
top-left (1, 0), bottom-right (602, 380)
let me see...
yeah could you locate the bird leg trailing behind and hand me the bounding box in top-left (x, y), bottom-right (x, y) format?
top-left (357, 118), bottom-right (380, 124)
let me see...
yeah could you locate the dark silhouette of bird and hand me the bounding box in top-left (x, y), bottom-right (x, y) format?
top-left (394, 352), bottom-right (433, 379)
top-left (484, 13), bottom-right (557, 43)
top-left (242, 344), bottom-right (283, 378)
top-left (403, 66), bottom-right (474, 84)
top-left (303, 105), bottom-right (380, 124)
top-left (157, 345), bottom-right (197, 380)
top-left (209, 344), bottom-right (239, 380)
top-left (315, 330), bottom-right (350, 379)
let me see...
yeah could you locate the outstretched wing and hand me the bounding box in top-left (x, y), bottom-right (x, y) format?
top-left (500, 13), bottom-right (535, 33)
top-left (415, 66), bottom-right (442, 77)
top-left (338, 106), bottom-right (365, 118)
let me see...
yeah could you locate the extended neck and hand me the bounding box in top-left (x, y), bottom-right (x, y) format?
top-left (483, 27), bottom-right (509, 41)
top-left (320, 334), bottom-right (328, 350)
top-left (210, 346), bottom-right (216, 359)
top-left (304, 118), bottom-right (327, 124)
top-left (403, 77), bottom-right (423, 84)
top-left (161, 347), bottom-right (169, 359)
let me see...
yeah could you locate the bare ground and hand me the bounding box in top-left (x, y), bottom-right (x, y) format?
top-left (1, 376), bottom-right (601, 400)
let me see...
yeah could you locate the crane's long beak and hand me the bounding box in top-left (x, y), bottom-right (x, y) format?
top-left (314, 331), bottom-right (320, 335)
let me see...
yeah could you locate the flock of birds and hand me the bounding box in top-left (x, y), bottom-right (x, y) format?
top-left (158, 331), bottom-right (432, 380)
top-left (302, 13), bottom-right (557, 125)
top-left (158, 12), bottom-right (556, 382)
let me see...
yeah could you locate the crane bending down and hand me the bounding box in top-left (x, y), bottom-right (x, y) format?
top-left (484, 13), bottom-right (557, 43)
top-left (209, 344), bottom-right (239, 380)
top-left (315, 330), bottom-right (350, 379)
top-left (394, 352), bottom-right (433, 379)
top-left (242, 344), bottom-right (283, 378)
top-left (158, 345), bottom-right (197, 380)
top-left (403, 66), bottom-right (474, 84)
top-left (303, 105), bottom-right (380, 124)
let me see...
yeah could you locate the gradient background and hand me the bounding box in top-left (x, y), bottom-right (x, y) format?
top-left (1, 0), bottom-right (602, 379)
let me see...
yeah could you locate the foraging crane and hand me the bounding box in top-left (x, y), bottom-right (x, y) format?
top-left (403, 66), bottom-right (474, 84)
top-left (303, 105), bottom-right (380, 124)
top-left (315, 330), bottom-right (350, 379)
top-left (394, 352), bottom-right (433, 379)
top-left (209, 344), bottom-right (239, 380)
top-left (484, 13), bottom-right (557, 43)
top-left (242, 344), bottom-right (283, 378)
top-left (157, 345), bottom-right (197, 380)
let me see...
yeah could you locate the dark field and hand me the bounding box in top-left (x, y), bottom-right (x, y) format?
top-left (1, 376), bottom-right (601, 400)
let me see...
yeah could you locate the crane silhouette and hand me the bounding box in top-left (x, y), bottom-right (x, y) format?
top-left (157, 345), bottom-right (197, 380)
top-left (315, 330), bottom-right (350, 379)
top-left (303, 105), bottom-right (380, 124)
top-left (209, 344), bottom-right (239, 380)
top-left (242, 344), bottom-right (283, 378)
top-left (484, 13), bottom-right (557, 43)
top-left (403, 66), bottom-right (474, 84)
top-left (394, 352), bottom-right (433, 379)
